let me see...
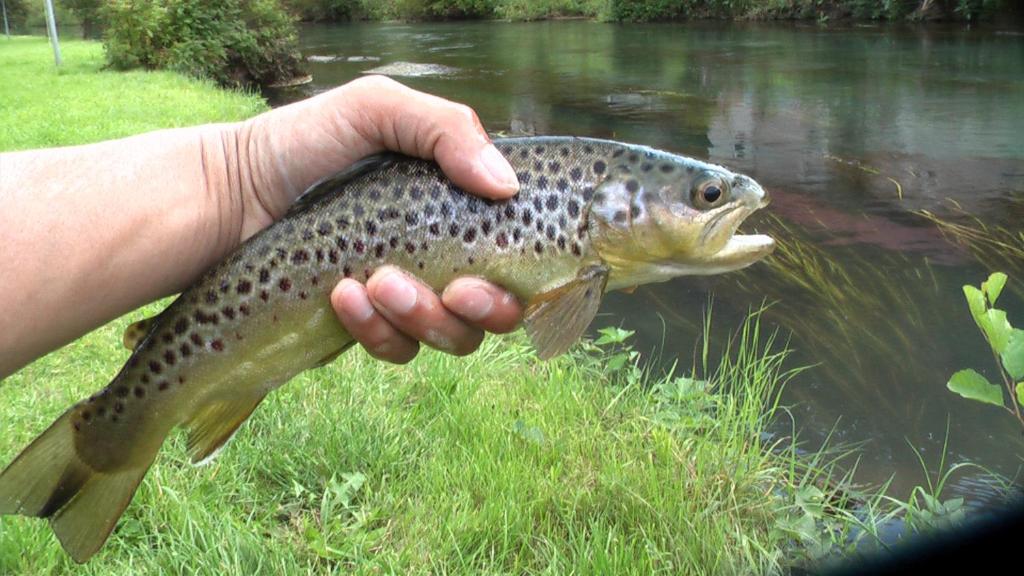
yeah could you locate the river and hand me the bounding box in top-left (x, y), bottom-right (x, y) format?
top-left (268, 20), bottom-right (1024, 508)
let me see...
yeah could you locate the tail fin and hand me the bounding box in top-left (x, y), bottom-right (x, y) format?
top-left (0, 411), bottom-right (152, 563)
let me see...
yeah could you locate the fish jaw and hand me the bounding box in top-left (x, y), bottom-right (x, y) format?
top-left (605, 233), bottom-right (775, 290)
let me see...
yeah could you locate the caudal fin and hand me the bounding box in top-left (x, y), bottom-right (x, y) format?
top-left (0, 411), bottom-right (152, 563)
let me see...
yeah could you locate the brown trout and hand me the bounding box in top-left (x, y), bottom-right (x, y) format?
top-left (0, 137), bottom-right (773, 562)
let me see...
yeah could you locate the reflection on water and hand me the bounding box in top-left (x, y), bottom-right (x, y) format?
top-left (270, 21), bottom-right (1024, 504)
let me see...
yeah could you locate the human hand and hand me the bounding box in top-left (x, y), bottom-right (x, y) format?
top-left (239, 76), bottom-right (522, 362)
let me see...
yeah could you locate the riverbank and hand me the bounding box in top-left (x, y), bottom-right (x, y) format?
top-left (1, 36), bottom-right (911, 573)
top-left (289, 0), bottom-right (1018, 24)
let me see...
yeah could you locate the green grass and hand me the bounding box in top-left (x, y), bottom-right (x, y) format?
top-left (0, 35), bottom-right (897, 574)
top-left (0, 37), bottom-right (266, 150)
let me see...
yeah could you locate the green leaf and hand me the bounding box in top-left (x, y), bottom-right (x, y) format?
top-left (947, 369), bottom-right (1004, 407)
top-left (963, 285), bottom-right (986, 321)
top-left (982, 272), bottom-right (1008, 306)
top-left (1002, 330), bottom-right (1024, 380)
top-left (983, 309), bottom-right (1013, 354)
top-left (1016, 381), bottom-right (1024, 407)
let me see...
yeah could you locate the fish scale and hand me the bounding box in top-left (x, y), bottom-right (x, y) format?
top-left (0, 136), bottom-right (775, 562)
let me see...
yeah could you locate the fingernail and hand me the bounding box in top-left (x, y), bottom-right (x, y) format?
top-left (340, 283), bottom-right (375, 322)
top-left (452, 284), bottom-right (494, 322)
top-left (375, 270), bottom-right (418, 314)
top-left (480, 144), bottom-right (519, 193)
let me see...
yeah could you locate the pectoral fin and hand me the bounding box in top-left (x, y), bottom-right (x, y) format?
top-left (523, 265), bottom-right (609, 360)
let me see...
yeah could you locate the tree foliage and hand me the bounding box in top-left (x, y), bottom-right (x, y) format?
top-left (102, 0), bottom-right (304, 88)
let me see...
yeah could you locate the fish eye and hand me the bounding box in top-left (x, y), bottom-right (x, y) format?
top-left (691, 178), bottom-right (730, 210)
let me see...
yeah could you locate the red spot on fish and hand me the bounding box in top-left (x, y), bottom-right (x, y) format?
top-left (190, 333), bottom-right (203, 346)
top-left (211, 340), bottom-right (224, 352)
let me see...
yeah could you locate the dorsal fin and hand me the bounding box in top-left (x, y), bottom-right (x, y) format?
top-left (285, 153), bottom-right (399, 217)
top-left (122, 316), bottom-right (158, 350)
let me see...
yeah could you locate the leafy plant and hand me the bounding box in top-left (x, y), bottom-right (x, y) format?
top-left (947, 272), bottom-right (1024, 430)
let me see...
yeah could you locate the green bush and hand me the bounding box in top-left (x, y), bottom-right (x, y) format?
top-left (282, 0), bottom-right (365, 21)
top-left (102, 0), bottom-right (304, 88)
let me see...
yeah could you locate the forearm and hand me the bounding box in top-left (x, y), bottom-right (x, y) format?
top-left (0, 125), bottom-right (245, 377)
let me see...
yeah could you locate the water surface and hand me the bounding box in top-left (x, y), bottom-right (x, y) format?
top-left (270, 21), bottom-right (1024, 505)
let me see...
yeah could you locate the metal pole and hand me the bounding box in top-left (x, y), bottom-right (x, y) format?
top-left (2, 0), bottom-right (10, 38)
top-left (44, 0), bottom-right (62, 66)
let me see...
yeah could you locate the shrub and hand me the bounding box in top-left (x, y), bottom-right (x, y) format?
top-left (103, 0), bottom-right (304, 88)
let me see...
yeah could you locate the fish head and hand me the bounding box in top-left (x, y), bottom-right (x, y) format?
top-left (588, 150), bottom-right (775, 290)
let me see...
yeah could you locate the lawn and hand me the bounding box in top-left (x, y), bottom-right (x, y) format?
top-left (0, 36), bottom-right (872, 574)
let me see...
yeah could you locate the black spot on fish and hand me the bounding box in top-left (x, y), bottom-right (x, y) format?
top-left (449, 223), bottom-right (460, 237)
top-left (134, 387), bottom-right (145, 399)
top-left (291, 250), bottom-right (309, 264)
top-left (195, 310), bottom-right (218, 325)
top-left (568, 199), bottom-right (580, 218)
top-left (519, 149), bottom-right (529, 159)
top-left (260, 290), bottom-right (269, 302)
top-left (582, 187), bottom-right (594, 201)
top-left (405, 242), bottom-right (417, 254)
top-left (686, 166), bottom-right (695, 173)
top-left (534, 145), bottom-right (545, 154)
top-left (141, 374), bottom-right (150, 384)
top-left (336, 217), bottom-right (350, 229)
top-left (161, 332), bottom-right (173, 344)
top-left (180, 343), bottom-right (192, 357)
top-left (190, 333), bottom-right (203, 346)
top-left (463, 228), bottom-right (477, 243)
top-left (392, 186), bottom-right (404, 200)
top-left (389, 236), bottom-right (399, 250)
top-left (504, 204), bottom-right (516, 219)
top-left (440, 201), bottom-right (453, 218)
top-left (583, 145), bottom-right (594, 154)
top-left (82, 411), bottom-right (91, 422)
top-left (148, 361), bottom-right (162, 374)
top-left (354, 240), bottom-right (365, 254)
top-left (612, 149), bottom-right (625, 158)
top-left (628, 153), bottom-right (639, 163)
top-left (545, 195), bottom-right (558, 211)
top-left (236, 280), bottom-right (252, 295)
top-left (163, 350), bottom-right (176, 365)
top-left (572, 242), bottom-right (582, 257)
top-left (205, 290), bottom-right (218, 304)
top-left (343, 266), bottom-right (352, 277)
top-left (299, 291), bottom-right (308, 300)
top-left (522, 210), bottom-right (533, 226)
top-left (369, 188), bottom-right (381, 201)
top-left (626, 179), bottom-right (639, 193)
top-left (557, 236), bottom-right (566, 250)
top-left (315, 249), bottom-right (324, 263)
top-left (158, 381), bottom-right (170, 391)
top-left (630, 204), bottom-right (642, 218)
top-left (374, 243), bottom-right (386, 258)
top-left (614, 211), bottom-right (627, 223)
top-left (211, 340), bottom-right (224, 352)
top-left (410, 186), bottom-right (424, 200)
top-left (532, 196), bottom-right (543, 212)
top-left (534, 241), bottom-right (544, 254)
top-left (381, 207), bottom-right (400, 221)
top-left (365, 220), bottom-right (378, 236)
top-left (593, 161), bottom-right (606, 175)
top-left (538, 175), bottom-right (549, 189)
top-left (518, 172), bottom-right (531, 185)
top-left (642, 163), bottom-right (653, 172)
top-left (279, 278), bottom-right (291, 292)
top-left (481, 220), bottom-right (492, 236)
top-left (569, 167), bottom-right (582, 181)
top-left (593, 192), bottom-right (606, 203)
top-left (317, 222), bottom-right (333, 236)
top-left (428, 223), bottom-right (441, 236)
top-left (418, 261), bottom-right (425, 270)
top-left (534, 160), bottom-right (543, 172)
top-left (512, 228), bottom-right (523, 242)
top-left (259, 268), bottom-right (270, 283)
top-left (548, 161), bottom-right (561, 172)
top-left (329, 249), bottom-right (340, 264)
top-left (404, 211), bottom-right (420, 226)
top-left (545, 224), bottom-right (557, 241)
top-left (559, 147), bottom-right (569, 157)
top-left (335, 237), bottom-right (348, 251)
top-left (496, 232), bottom-right (509, 248)
top-left (221, 306), bottom-right (236, 321)
top-left (239, 304), bottom-right (251, 316)
top-left (302, 229), bottom-right (314, 241)
top-left (557, 178), bottom-right (568, 192)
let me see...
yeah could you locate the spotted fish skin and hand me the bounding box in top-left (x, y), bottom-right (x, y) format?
top-left (0, 137), bottom-right (774, 562)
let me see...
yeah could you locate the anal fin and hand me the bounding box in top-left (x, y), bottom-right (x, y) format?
top-left (185, 394), bottom-right (267, 465)
top-left (524, 265), bottom-right (609, 360)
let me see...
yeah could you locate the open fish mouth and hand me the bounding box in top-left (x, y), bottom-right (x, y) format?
top-left (710, 233), bottom-right (775, 271)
